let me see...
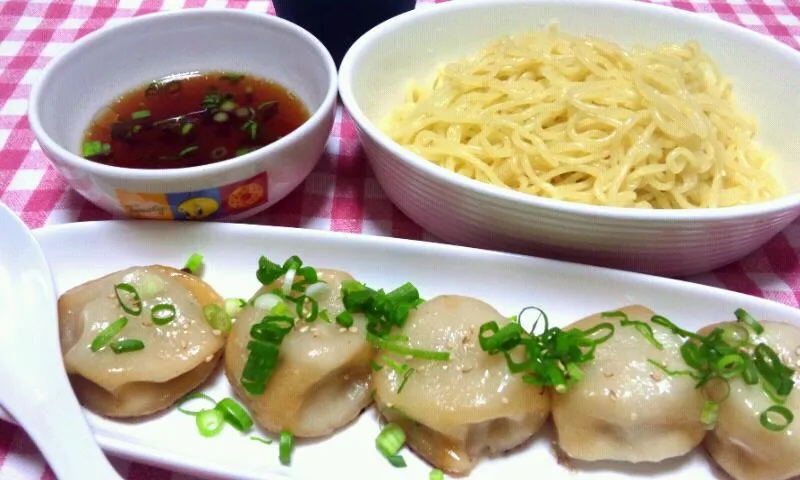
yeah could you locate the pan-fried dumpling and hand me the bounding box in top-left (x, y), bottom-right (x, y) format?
top-left (373, 295), bottom-right (551, 475)
top-left (58, 265), bottom-right (225, 417)
top-left (702, 320), bottom-right (800, 480)
top-left (551, 305), bottom-right (706, 463)
top-left (225, 269), bottom-right (374, 438)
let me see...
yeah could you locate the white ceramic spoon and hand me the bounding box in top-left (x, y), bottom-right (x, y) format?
top-left (0, 204), bottom-right (121, 479)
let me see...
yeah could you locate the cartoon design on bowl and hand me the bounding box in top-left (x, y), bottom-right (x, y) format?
top-left (177, 197), bottom-right (220, 220)
top-left (115, 191), bottom-right (174, 220)
top-left (227, 183), bottom-right (264, 210)
top-left (220, 171), bottom-right (269, 213)
top-left (115, 172), bottom-right (269, 221)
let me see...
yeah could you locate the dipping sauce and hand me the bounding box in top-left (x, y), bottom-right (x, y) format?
top-left (81, 71), bottom-right (310, 169)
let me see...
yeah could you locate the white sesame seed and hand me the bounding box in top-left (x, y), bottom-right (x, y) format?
top-left (205, 355), bottom-right (213, 362)
top-left (339, 327), bottom-right (347, 333)
top-left (299, 325), bottom-right (309, 333)
top-left (501, 397), bottom-right (509, 404)
top-left (348, 326), bottom-right (358, 333)
top-left (212, 329), bottom-right (221, 336)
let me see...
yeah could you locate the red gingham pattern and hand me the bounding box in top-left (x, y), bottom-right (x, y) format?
top-left (1, 0), bottom-right (799, 478)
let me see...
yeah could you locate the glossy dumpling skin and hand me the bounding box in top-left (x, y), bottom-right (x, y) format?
top-left (702, 320), bottom-right (800, 480)
top-left (551, 304), bottom-right (705, 463)
top-left (58, 265), bottom-right (225, 417)
top-left (225, 269), bottom-right (374, 438)
top-left (374, 295), bottom-right (550, 475)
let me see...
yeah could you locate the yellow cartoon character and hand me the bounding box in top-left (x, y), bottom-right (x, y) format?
top-left (177, 197), bottom-right (220, 220)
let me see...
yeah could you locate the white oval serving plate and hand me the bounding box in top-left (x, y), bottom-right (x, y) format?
top-left (2, 220), bottom-right (799, 479)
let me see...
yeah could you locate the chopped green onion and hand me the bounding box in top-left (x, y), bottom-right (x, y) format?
top-left (151, 303), bottom-right (177, 326)
top-left (109, 338), bottom-right (144, 354)
top-left (183, 253), bottom-right (204, 274)
top-left (716, 354), bottom-right (745, 378)
top-left (82, 140), bottom-right (110, 157)
top-left (196, 408), bottom-right (225, 437)
top-left (336, 311), bottom-right (354, 328)
top-left (430, 469), bottom-right (445, 480)
top-left (90, 316), bottom-right (128, 352)
top-left (242, 309), bottom-right (295, 395)
top-left (131, 110), bottom-right (151, 120)
top-left (213, 111), bottom-right (229, 123)
top-left (701, 401), bottom-right (719, 429)
top-left (201, 91), bottom-right (222, 109)
top-left (644, 309), bottom-right (795, 432)
top-left (376, 423), bottom-right (405, 458)
top-left (179, 146), bottom-right (198, 157)
top-left (235, 147), bottom-right (258, 156)
top-left (385, 334), bottom-right (410, 343)
top-left (224, 298), bottom-right (247, 317)
top-left (203, 304), bottom-right (232, 334)
top-left (318, 310), bottom-right (331, 323)
top-left (649, 314), bottom-right (702, 340)
top-left (479, 306), bottom-right (614, 392)
top-left (368, 333), bottom-right (450, 361)
top-left (257, 256), bottom-right (283, 285)
top-left (735, 308), bottom-right (764, 334)
top-left (279, 431), bottom-right (294, 466)
top-left (254, 293), bottom-right (283, 311)
top-left (704, 377), bottom-right (732, 404)
top-left (760, 405), bottom-right (794, 432)
top-left (181, 123), bottom-right (194, 135)
top-left (138, 273), bottom-right (165, 299)
top-left (754, 344), bottom-right (795, 397)
top-left (294, 295), bottom-right (319, 322)
top-left (250, 436), bottom-right (273, 445)
top-left (220, 72), bottom-right (245, 83)
top-left (114, 283), bottom-right (143, 315)
top-left (259, 101), bottom-right (277, 111)
top-left (647, 359), bottom-right (698, 379)
top-left (304, 281), bottom-right (330, 299)
top-left (178, 393), bottom-right (256, 438)
top-left (241, 340), bottom-right (280, 395)
top-left (604, 311), bottom-right (663, 349)
top-left (376, 423), bottom-right (406, 467)
top-left (242, 120), bottom-right (258, 141)
top-left (398, 367), bottom-right (415, 393)
top-left (177, 392), bottom-right (217, 415)
top-left (340, 280), bottom-right (423, 338)
top-left (221, 100), bottom-right (237, 112)
top-left (211, 146), bottom-right (228, 160)
top-left (215, 398), bottom-right (254, 432)
top-left (720, 324), bottom-right (750, 347)
top-left (742, 356), bottom-right (760, 385)
top-left (371, 361), bottom-right (384, 371)
top-left (479, 322), bottom-right (523, 354)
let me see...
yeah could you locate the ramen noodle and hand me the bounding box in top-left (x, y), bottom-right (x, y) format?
top-left (381, 25), bottom-right (782, 209)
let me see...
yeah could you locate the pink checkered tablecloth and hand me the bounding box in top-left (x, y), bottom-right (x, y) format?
top-left (2, 0), bottom-right (800, 478)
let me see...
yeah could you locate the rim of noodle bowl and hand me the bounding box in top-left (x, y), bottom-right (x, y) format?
top-left (339, 0), bottom-right (800, 223)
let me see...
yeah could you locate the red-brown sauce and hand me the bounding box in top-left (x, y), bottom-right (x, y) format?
top-left (81, 71), bottom-right (310, 169)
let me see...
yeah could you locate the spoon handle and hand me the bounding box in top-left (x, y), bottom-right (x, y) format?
top-left (0, 205), bottom-right (121, 479)
top-left (1, 376), bottom-right (121, 479)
